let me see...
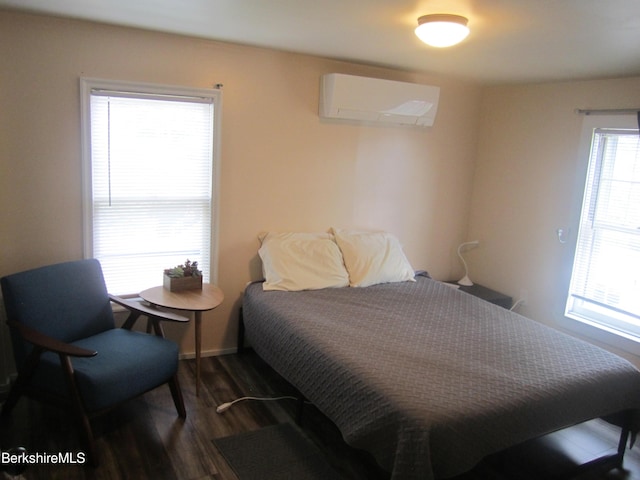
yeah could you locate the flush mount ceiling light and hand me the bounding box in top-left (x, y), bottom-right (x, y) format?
top-left (415, 14), bottom-right (470, 48)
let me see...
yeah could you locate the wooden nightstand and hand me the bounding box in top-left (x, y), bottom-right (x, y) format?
top-left (448, 282), bottom-right (513, 309)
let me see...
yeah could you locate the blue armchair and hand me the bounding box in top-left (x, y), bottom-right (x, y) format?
top-left (1, 259), bottom-right (188, 466)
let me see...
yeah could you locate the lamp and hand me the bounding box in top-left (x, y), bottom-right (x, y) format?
top-left (415, 14), bottom-right (470, 48)
top-left (457, 240), bottom-right (479, 286)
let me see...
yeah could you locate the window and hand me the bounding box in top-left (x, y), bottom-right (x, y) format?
top-left (566, 117), bottom-right (640, 339)
top-left (81, 78), bottom-right (221, 295)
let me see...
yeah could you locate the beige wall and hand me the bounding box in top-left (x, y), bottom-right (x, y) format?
top-left (469, 76), bottom-right (640, 365)
top-left (0, 10), bottom-right (482, 356)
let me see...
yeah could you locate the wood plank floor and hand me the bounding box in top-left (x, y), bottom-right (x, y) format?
top-left (2, 351), bottom-right (640, 479)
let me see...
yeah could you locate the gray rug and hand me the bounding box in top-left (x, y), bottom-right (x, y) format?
top-left (213, 422), bottom-right (344, 480)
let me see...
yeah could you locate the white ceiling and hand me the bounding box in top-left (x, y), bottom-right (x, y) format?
top-left (2, 0), bottom-right (640, 85)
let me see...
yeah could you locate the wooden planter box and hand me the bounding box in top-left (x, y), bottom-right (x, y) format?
top-left (163, 274), bottom-right (203, 292)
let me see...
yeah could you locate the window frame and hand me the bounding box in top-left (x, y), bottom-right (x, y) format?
top-left (561, 113), bottom-right (640, 354)
top-left (80, 77), bottom-right (222, 293)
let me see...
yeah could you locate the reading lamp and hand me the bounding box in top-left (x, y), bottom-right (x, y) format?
top-left (457, 240), bottom-right (479, 286)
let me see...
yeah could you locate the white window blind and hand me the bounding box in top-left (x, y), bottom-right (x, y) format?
top-left (566, 126), bottom-right (640, 338)
top-left (81, 79), bottom-right (220, 295)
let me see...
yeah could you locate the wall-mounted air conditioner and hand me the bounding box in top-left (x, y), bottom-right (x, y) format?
top-left (319, 73), bottom-right (440, 127)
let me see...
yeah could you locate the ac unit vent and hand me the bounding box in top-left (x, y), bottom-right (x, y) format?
top-left (319, 73), bottom-right (440, 127)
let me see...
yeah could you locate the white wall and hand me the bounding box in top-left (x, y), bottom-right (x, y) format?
top-left (469, 76), bottom-right (640, 366)
top-left (0, 9), bottom-right (482, 357)
top-left (4, 9), bottom-right (637, 371)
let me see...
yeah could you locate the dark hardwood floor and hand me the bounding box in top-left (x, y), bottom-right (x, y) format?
top-left (2, 351), bottom-right (640, 479)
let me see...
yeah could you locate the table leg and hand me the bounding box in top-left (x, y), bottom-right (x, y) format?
top-left (195, 310), bottom-right (202, 396)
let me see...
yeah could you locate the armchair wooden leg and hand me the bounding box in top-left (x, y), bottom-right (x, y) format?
top-left (59, 355), bottom-right (99, 466)
top-left (168, 375), bottom-right (186, 418)
top-left (75, 409), bottom-right (99, 467)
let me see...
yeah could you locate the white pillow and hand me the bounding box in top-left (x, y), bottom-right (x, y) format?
top-left (331, 229), bottom-right (415, 287)
top-left (258, 232), bottom-right (350, 291)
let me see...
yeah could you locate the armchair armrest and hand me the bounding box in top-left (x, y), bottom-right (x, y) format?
top-left (7, 320), bottom-right (97, 357)
top-left (109, 294), bottom-right (189, 323)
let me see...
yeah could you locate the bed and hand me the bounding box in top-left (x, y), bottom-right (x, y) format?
top-left (240, 230), bottom-right (640, 479)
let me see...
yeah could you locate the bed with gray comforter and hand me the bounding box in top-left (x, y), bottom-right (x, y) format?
top-left (241, 275), bottom-right (640, 479)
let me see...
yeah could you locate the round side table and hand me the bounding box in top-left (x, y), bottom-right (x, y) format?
top-left (140, 283), bottom-right (224, 396)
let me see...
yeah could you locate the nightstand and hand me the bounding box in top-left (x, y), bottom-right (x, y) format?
top-left (448, 282), bottom-right (513, 309)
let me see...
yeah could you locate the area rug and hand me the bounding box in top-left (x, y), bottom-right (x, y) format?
top-left (213, 422), bottom-right (344, 480)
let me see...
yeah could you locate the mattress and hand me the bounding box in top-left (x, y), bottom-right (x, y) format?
top-left (242, 276), bottom-right (640, 479)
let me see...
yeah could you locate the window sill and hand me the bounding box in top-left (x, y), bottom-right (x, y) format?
top-left (560, 313), bottom-right (640, 358)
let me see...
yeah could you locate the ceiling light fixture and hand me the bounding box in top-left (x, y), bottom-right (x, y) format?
top-left (415, 14), bottom-right (470, 48)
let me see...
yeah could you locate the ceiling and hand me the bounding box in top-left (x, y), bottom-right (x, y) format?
top-left (2, 0), bottom-right (640, 85)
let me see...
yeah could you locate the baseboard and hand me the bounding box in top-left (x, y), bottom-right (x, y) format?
top-left (179, 347), bottom-right (237, 360)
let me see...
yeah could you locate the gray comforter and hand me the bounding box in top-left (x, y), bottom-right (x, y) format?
top-left (242, 276), bottom-right (640, 479)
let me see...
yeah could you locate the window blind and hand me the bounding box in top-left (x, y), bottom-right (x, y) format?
top-left (567, 128), bottom-right (640, 336)
top-left (87, 90), bottom-right (214, 295)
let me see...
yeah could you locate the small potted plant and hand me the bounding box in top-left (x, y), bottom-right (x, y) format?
top-left (163, 259), bottom-right (203, 292)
